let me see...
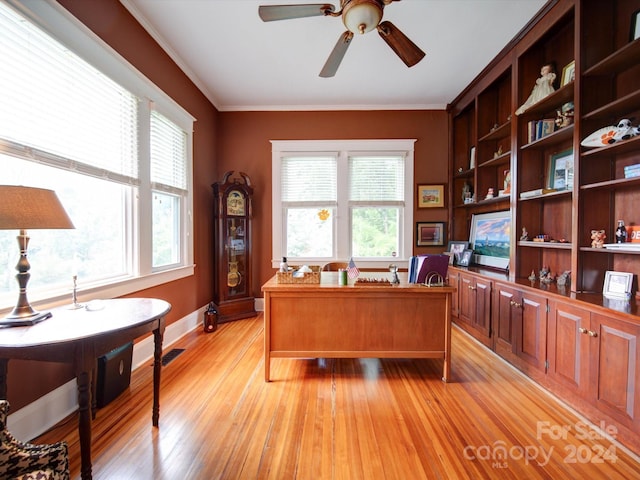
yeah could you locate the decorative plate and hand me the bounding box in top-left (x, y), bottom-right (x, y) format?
top-left (581, 126), bottom-right (617, 147)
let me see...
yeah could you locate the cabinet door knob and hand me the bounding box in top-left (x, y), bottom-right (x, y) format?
top-left (510, 300), bottom-right (521, 308)
top-left (468, 285), bottom-right (476, 290)
top-left (588, 330), bottom-right (598, 337)
top-left (579, 327), bottom-right (588, 334)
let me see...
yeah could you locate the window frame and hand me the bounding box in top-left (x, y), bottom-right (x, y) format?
top-left (0, 0), bottom-right (194, 313)
top-left (271, 139), bottom-right (415, 269)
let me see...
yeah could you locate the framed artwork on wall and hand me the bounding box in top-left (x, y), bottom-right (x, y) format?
top-left (417, 184), bottom-right (445, 208)
top-left (416, 222), bottom-right (445, 247)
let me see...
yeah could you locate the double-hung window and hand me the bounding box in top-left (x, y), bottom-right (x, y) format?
top-left (0, 0), bottom-right (194, 311)
top-left (272, 140), bottom-right (415, 268)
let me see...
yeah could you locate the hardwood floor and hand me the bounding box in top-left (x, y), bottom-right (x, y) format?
top-left (35, 314), bottom-right (640, 479)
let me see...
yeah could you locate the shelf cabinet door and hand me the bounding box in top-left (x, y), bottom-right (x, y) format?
top-left (456, 272), bottom-right (492, 347)
top-left (494, 283), bottom-right (546, 374)
top-left (591, 312), bottom-right (640, 430)
top-left (547, 300), bottom-right (591, 397)
top-left (514, 290), bottom-right (547, 372)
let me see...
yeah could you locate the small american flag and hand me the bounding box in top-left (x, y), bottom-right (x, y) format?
top-left (347, 257), bottom-right (360, 279)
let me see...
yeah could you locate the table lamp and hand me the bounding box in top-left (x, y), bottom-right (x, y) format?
top-left (0, 185), bottom-right (75, 326)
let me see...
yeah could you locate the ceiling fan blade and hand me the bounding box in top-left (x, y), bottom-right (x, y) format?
top-left (377, 21), bottom-right (425, 68)
top-left (258, 4), bottom-right (335, 22)
top-left (319, 31), bottom-right (354, 78)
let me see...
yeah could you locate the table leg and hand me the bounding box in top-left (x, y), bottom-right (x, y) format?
top-left (77, 369), bottom-right (93, 480)
top-left (152, 325), bottom-right (164, 427)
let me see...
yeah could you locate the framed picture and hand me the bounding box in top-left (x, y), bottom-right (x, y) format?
top-left (458, 249), bottom-right (473, 267)
top-left (447, 241), bottom-right (469, 265)
top-left (416, 222), bottom-right (445, 247)
top-left (469, 210), bottom-right (510, 270)
top-left (469, 146), bottom-right (476, 169)
top-left (631, 9), bottom-right (640, 41)
top-left (417, 184), bottom-right (445, 208)
top-left (561, 60), bottom-right (575, 86)
top-left (549, 149), bottom-right (574, 190)
top-left (603, 271), bottom-right (634, 300)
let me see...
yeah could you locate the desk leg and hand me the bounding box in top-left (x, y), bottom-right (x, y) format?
top-left (442, 293), bottom-right (452, 383)
top-left (0, 359), bottom-right (7, 398)
top-left (152, 325), bottom-right (164, 427)
top-left (77, 369), bottom-right (93, 480)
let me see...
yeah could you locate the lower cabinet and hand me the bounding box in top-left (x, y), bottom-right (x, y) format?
top-left (591, 312), bottom-right (640, 434)
top-left (493, 282), bottom-right (547, 376)
top-left (457, 271), bottom-right (492, 347)
top-left (451, 267), bottom-right (640, 451)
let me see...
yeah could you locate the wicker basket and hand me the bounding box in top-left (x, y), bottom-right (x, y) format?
top-left (276, 265), bottom-right (321, 284)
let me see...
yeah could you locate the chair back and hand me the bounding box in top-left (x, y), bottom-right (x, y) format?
top-left (322, 262), bottom-right (348, 271)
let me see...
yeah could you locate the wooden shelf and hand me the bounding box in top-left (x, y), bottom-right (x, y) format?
top-left (581, 135), bottom-right (640, 159)
top-left (583, 37), bottom-right (640, 77)
top-left (580, 176), bottom-right (640, 192)
top-left (518, 189), bottom-right (572, 201)
top-left (517, 83), bottom-right (574, 120)
top-left (478, 121), bottom-right (511, 142)
top-left (478, 151), bottom-right (510, 168)
top-left (580, 246), bottom-right (640, 255)
top-left (582, 89), bottom-right (640, 123)
top-left (521, 124), bottom-right (574, 150)
top-left (518, 240), bottom-right (572, 249)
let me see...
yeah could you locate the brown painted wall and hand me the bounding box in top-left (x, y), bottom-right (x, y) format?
top-left (8, 1), bottom-right (449, 411)
top-left (7, 0), bottom-right (219, 410)
top-left (218, 110), bottom-right (449, 295)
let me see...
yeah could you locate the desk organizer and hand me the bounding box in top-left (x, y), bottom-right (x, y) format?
top-left (276, 266), bottom-right (321, 284)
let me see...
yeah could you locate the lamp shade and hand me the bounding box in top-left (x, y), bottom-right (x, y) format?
top-left (0, 185), bottom-right (74, 230)
top-left (343, 0), bottom-right (383, 34)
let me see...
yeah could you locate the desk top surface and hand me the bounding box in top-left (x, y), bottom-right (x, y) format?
top-left (262, 271), bottom-right (455, 293)
top-left (0, 298), bottom-right (171, 348)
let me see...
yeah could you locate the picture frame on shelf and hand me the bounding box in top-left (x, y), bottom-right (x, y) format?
top-left (458, 249), bottom-right (473, 267)
top-left (549, 149), bottom-right (574, 190)
top-left (561, 60), bottom-right (575, 86)
top-left (603, 271), bottom-right (633, 300)
top-left (469, 210), bottom-right (510, 270)
top-left (447, 240), bottom-right (469, 265)
top-left (417, 184), bottom-right (445, 208)
top-left (631, 9), bottom-right (640, 41)
top-left (416, 222), bottom-right (445, 247)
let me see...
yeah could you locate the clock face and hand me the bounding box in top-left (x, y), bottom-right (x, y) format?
top-left (227, 190), bottom-right (245, 216)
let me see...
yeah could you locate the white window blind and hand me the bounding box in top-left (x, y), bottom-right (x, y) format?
top-left (150, 110), bottom-right (187, 193)
top-left (281, 156), bottom-right (337, 203)
top-left (0, 2), bottom-right (139, 184)
top-left (349, 156), bottom-right (404, 202)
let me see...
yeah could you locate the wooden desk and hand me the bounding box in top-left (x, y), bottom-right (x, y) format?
top-left (0, 298), bottom-right (171, 480)
top-left (262, 272), bottom-right (455, 382)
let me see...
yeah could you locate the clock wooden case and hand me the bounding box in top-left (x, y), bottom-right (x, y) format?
top-left (211, 171), bottom-right (256, 323)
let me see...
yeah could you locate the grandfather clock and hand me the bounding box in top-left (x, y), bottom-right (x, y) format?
top-left (211, 171), bottom-right (255, 323)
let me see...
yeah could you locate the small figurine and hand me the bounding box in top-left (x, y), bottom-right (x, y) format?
top-left (485, 187), bottom-right (495, 200)
top-left (520, 227), bottom-right (529, 241)
top-left (613, 119), bottom-right (639, 142)
top-left (528, 270), bottom-right (537, 282)
top-left (516, 63), bottom-right (556, 115)
top-left (557, 271), bottom-right (571, 286)
top-left (615, 220), bottom-right (628, 244)
top-left (493, 145), bottom-right (503, 159)
top-left (591, 229), bottom-right (606, 248)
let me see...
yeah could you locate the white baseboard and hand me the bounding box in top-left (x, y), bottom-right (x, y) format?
top-left (7, 304), bottom-right (207, 442)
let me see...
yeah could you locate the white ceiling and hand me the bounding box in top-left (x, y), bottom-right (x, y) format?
top-left (121, 0), bottom-right (547, 111)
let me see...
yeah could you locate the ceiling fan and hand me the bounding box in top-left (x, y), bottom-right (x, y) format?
top-left (258, 0), bottom-right (425, 77)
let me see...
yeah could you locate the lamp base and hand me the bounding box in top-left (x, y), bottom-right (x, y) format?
top-left (0, 311), bottom-right (52, 328)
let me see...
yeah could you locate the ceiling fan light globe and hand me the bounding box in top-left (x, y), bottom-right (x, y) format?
top-left (342, 0), bottom-right (382, 34)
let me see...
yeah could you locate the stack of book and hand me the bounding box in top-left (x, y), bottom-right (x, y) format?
top-left (624, 164), bottom-right (640, 179)
top-left (527, 119), bottom-right (556, 143)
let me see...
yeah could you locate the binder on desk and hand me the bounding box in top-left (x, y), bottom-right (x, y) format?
top-left (409, 254), bottom-right (450, 284)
